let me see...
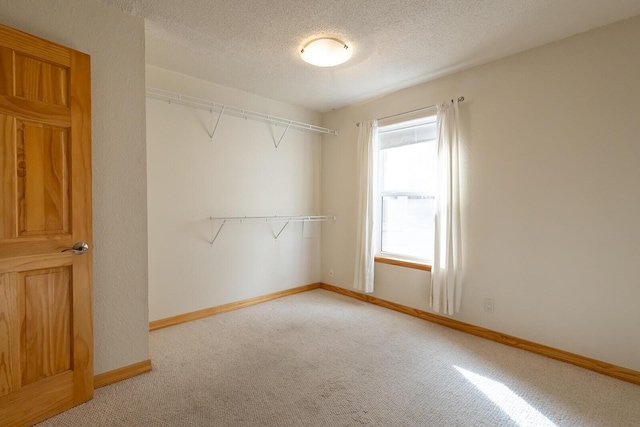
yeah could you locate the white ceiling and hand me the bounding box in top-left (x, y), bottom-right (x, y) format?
top-left (98, 0), bottom-right (640, 112)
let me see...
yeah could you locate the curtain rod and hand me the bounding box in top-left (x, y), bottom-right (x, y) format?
top-left (357, 96), bottom-right (464, 127)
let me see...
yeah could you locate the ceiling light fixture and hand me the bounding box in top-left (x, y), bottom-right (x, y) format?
top-left (300, 38), bottom-right (352, 67)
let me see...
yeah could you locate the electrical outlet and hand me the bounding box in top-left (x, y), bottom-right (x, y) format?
top-left (484, 298), bottom-right (495, 313)
top-left (329, 268), bottom-right (334, 278)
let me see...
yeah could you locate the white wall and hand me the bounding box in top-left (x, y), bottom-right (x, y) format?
top-left (0, 1), bottom-right (149, 374)
top-left (146, 65), bottom-right (323, 321)
top-left (321, 16), bottom-right (640, 372)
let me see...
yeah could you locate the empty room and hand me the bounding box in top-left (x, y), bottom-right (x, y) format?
top-left (0, 0), bottom-right (639, 426)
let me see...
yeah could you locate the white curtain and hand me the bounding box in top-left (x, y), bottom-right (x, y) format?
top-left (353, 120), bottom-right (378, 293)
top-left (430, 99), bottom-right (463, 315)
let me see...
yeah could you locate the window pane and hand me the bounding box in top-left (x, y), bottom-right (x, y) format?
top-left (377, 116), bottom-right (437, 263)
top-left (380, 141), bottom-right (436, 193)
top-left (381, 195), bottom-right (435, 261)
top-left (379, 119), bottom-right (437, 150)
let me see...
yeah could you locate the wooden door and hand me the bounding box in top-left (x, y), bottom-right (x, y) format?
top-left (0, 24), bottom-right (93, 426)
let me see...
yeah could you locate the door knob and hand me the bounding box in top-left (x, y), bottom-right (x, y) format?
top-left (62, 242), bottom-right (89, 255)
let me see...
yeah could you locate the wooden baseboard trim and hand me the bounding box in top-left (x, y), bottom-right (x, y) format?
top-left (319, 283), bottom-right (640, 386)
top-left (149, 283), bottom-right (322, 331)
top-left (94, 359), bottom-right (152, 389)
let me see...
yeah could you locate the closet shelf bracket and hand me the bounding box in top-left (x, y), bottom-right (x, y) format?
top-left (273, 220), bottom-right (290, 240)
top-left (209, 105), bottom-right (225, 142)
top-left (209, 220), bottom-right (227, 246)
top-left (207, 215), bottom-right (336, 246)
top-left (274, 122), bottom-right (292, 149)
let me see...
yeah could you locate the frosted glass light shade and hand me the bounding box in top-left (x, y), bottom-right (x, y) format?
top-left (300, 38), bottom-right (352, 67)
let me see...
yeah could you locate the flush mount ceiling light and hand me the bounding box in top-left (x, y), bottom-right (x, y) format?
top-left (300, 38), bottom-right (352, 67)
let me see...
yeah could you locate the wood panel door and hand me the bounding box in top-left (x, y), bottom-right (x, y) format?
top-left (0, 24), bottom-right (93, 426)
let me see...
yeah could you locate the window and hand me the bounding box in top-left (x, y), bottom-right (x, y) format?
top-left (377, 114), bottom-right (437, 263)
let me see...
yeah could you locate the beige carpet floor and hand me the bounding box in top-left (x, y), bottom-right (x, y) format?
top-left (39, 289), bottom-right (640, 426)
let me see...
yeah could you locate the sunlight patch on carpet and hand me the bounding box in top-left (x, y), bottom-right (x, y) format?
top-left (454, 366), bottom-right (557, 427)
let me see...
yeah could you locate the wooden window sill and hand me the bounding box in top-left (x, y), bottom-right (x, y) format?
top-left (375, 255), bottom-right (432, 272)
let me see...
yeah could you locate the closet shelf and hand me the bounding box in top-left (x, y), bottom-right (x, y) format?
top-left (207, 215), bottom-right (336, 245)
top-left (146, 87), bottom-right (338, 146)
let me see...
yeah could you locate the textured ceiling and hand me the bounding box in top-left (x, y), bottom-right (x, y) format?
top-left (98, 0), bottom-right (640, 112)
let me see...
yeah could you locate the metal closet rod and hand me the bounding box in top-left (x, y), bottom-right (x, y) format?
top-left (146, 87), bottom-right (338, 136)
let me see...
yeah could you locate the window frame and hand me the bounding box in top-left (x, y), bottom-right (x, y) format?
top-left (375, 112), bottom-right (437, 270)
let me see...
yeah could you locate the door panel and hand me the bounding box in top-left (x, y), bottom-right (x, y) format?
top-left (0, 23), bottom-right (92, 427)
top-left (14, 53), bottom-right (69, 107)
top-left (0, 273), bottom-right (20, 397)
top-left (0, 114), bottom-right (16, 240)
top-left (22, 266), bottom-right (72, 386)
top-left (17, 120), bottom-right (70, 236)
